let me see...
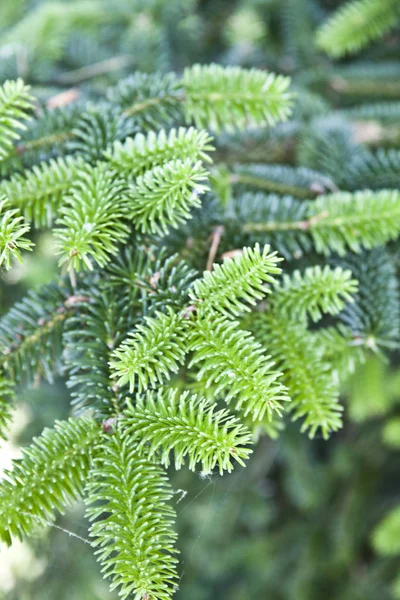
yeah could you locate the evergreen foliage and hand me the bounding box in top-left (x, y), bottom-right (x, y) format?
top-left (1, 2), bottom-right (400, 598)
top-left (86, 432), bottom-right (179, 600)
top-left (0, 78), bottom-right (33, 161)
top-left (316, 0), bottom-right (400, 58)
top-left (122, 389), bottom-right (252, 474)
top-left (0, 418), bottom-right (100, 545)
top-left (0, 195), bottom-right (33, 269)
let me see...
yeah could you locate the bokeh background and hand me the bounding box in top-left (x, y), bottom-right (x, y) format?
top-left (1, 1), bottom-right (400, 599)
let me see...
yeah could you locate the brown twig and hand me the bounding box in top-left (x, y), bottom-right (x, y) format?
top-left (206, 226), bottom-right (224, 271)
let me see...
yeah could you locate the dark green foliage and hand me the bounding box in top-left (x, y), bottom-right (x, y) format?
top-left (337, 248), bottom-right (400, 348)
top-left (0, 281), bottom-right (73, 383)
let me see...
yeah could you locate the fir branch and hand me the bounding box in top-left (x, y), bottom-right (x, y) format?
top-left (54, 166), bottom-right (130, 271)
top-left (110, 308), bottom-right (188, 393)
top-left (251, 313), bottom-right (342, 439)
top-left (341, 148), bottom-right (400, 191)
top-left (86, 432), bottom-right (179, 600)
top-left (63, 288), bottom-right (135, 417)
top-left (228, 192), bottom-right (312, 260)
top-left (0, 418), bottom-right (100, 545)
top-left (128, 158), bottom-right (209, 236)
top-left (316, 0), bottom-right (400, 58)
top-left (0, 281), bottom-right (84, 384)
top-left (106, 127), bottom-right (214, 177)
top-left (229, 163), bottom-right (335, 198)
top-left (182, 64), bottom-right (292, 131)
top-left (310, 325), bottom-right (365, 382)
top-left (188, 314), bottom-right (288, 422)
top-left (0, 78), bottom-right (33, 161)
top-left (134, 251), bottom-right (198, 315)
top-left (191, 243), bottom-right (281, 317)
top-left (0, 376), bottom-right (15, 440)
top-left (272, 265), bottom-right (358, 322)
top-left (122, 389), bottom-right (253, 475)
top-left (336, 248), bottom-right (400, 348)
top-left (0, 155), bottom-right (85, 228)
top-left (112, 66), bottom-right (293, 133)
top-left (108, 72), bottom-right (183, 128)
top-left (243, 190), bottom-right (400, 256)
top-left (0, 196), bottom-right (33, 269)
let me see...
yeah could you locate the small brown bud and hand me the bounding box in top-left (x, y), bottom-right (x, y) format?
top-left (102, 417), bottom-right (116, 434)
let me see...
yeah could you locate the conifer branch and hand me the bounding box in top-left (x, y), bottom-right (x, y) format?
top-left (243, 190), bottom-right (400, 255)
top-left (0, 78), bottom-right (33, 161)
top-left (122, 389), bottom-right (253, 475)
top-left (251, 313), bottom-right (342, 439)
top-left (272, 265), bottom-right (358, 322)
top-left (0, 418), bottom-right (100, 545)
top-left (0, 196), bottom-right (33, 269)
top-left (182, 64), bottom-right (292, 131)
top-left (110, 309), bottom-right (188, 393)
top-left (128, 159), bottom-right (209, 235)
top-left (0, 282), bottom-right (88, 384)
top-left (191, 243), bottom-right (281, 317)
top-left (86, 432), bottom-right (179, 600)
top-left (55, 166), bottom-right (130, 271)
top-left (188, 314), bottom-right (288, 422)
top-left (0, 376), bottom-right (15, 440)
top-left (0, 155), bottom-right (85, 228)
top-left (316, 0), bottom-right (400, 58)
top-left (107, 127), bottom-right (214, 177)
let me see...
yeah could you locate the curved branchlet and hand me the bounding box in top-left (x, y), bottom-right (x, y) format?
top-left (0, 418), bottom-right (100, 545)
top-left (122, 388), bottom-right (253, 475)
top-left (0, 196), bottom-right (33, 269)
top-left (86, 432), bottom-right (179, 600)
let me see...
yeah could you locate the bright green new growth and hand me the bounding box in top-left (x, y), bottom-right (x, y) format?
top-left (86, 432), bottom-right (179, 600)
top-left (252, 313), bottom-right (343, 439)
top-left (0, 377), bottom-right (14, 439)
top-left (189, 314), bottom-right (288, 422)
top-left (122, 389), bottom-right (253, 475)
top-left (55, 166), bottom-right (130, 271)
top-left (106, 127), bottom-right (214, 176)
top-left (182, 64), bottom-right (292, 131)
top-left (243, 189), bottom-right (400, 256)
top-left (0, 79), bottom-right (33, 161)
top-left (0, 197), bottom-right (33, 269)
top-left (191, 243), bottom-right (282, 317)
top-left (372, 506), bottom-right (400, 555)
top-left (128, 158), bottom-right (209, 235)
top-left (273, 265), bottom-right (358, 322)
top-left (308, 190), bottom-right (400, 255)
top-left (0, 418), bottom-right (100, 545)
top-left (316, 0), bottom-right (400, 58)
top-left (0, 155), bottom-right (86, 228)
top-left (110, 309), bottom-right (188, 393)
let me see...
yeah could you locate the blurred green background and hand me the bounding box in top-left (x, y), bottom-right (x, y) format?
top-left (1, 1), bottom-right (400, 599)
